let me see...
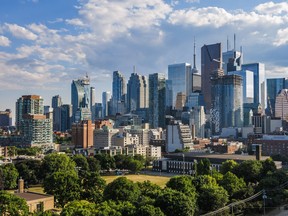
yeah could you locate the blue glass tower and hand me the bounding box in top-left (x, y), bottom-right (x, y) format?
top-left (267, 78), bottom-right (285, 116)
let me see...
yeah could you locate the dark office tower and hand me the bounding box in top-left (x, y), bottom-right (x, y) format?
top-left (211, 75), bottom-right (243, 134)
top-left (201, 43), bottom-right (222, 111)
top-left (127, 73), bottom-right (149, 112)
top-left (112, 71), bottom-right (126, 115)
top-left (71, 75), bottom-right (91, 122)
top-left (60, 104), bottom-right (72, 132)
top-left (90, 87), bottom-right (96, 121)
top-left (149, 73), bottom-right (166, 129)
top-left (266, 78), bottom-right (285, 117)
top-left (52, 95), bottom-right (62, 131)
top-left (16, 95), bottom-right (44, 131)
top-left (52, 95), bottom-right (62, 109)
top-left (0, 109), bottom-right (12, 127)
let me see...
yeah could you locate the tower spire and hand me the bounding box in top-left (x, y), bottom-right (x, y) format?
top-left (192, 37), bottom-right (198, 74)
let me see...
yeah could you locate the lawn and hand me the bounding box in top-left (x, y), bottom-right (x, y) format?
top-left (102, 174), bottom-right (170, 188)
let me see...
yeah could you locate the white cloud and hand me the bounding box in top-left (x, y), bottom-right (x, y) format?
top-left (66, 0), bottom-right (172, 41)
top-left (266, 65), bottom-right (288, 78)
top-left (0, 36), bottom-right (11, 46)
top-left (273, 28), bottom-right (288, 46)
top-left (4, 23), bottom-right (38, 40)
top-left (255, 1), bottom-right (288, 15)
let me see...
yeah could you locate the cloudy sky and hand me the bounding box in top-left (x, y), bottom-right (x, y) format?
top-left (0, 0), bottom-right (288, 120)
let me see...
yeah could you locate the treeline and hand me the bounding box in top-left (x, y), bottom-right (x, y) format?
top-left (1, 154), bottom-right (288, 215)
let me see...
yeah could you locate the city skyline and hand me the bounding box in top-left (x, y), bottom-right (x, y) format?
top-left (0, 0), bottom-right (288, 117)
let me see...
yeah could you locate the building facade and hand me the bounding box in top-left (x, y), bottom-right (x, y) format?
top-left (72, 120), bottom-right (95, 149)
top-left (275, 89), bottom-right (288, 121)
top-left (112, 71), bottom-right (126, 115)
top-left (267, 78), bottom-right (285, 117)
top-left (149, 73), bottom-right (166, 129)
top-left (0, 109), bottom-right (12, 127)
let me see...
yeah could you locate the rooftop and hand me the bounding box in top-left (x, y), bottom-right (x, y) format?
top-left (14, 191), bottom-right (53, 202)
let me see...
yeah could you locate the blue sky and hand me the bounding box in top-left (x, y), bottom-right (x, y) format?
top-left (0, 0), bottom-right (288, 121)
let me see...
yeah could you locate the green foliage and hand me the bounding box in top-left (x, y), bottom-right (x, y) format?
top-left (261, 158), bottom-right (276, 176)
top-left (0, 163), bottom-right (19, 189)
top-left (94, 153), bottom-right (116, 171)
top-left (81, 172), bottom-right (106, 204)
top-left (17, 147), bottom-right (42, 156)
top-left (15, 160), bottom-right (42, 185)
top-left (220, 160), bottom-right (239, 174)
top-left (61, 200), bottom-right (97, 216)
top-left (137, 180), bottom-right (162, 200)
top-left (136, 204), bottom-right (164, 216)
top-left (87, 157), bottom-right (101, 172)
top-left (155, 188), bottom-right (196, 216)
top-left (192, 175), bottom-right (218, 191)
top-left (41, 153), bottom-right (76, 179)
top-left (95, 201), bottom-right (122, 216)
top-left (103, 177), bottom-right (141, 202)
top-left (219, 171), bottom-right (246, 198)
top-left (0, 190), bottom-right (29, 216)
top-left (197, 158), bottom-right (211, 175)
top-left (235, 160), bottom-right (263, 183)
top-left (43, 171), bottom-right (80, 207)
top-left (72, 154), bottom-right (89, 172)
top-left (198, 185), bottom-right (229, 213)
top-left (166, 175), bottom-right (196, 199)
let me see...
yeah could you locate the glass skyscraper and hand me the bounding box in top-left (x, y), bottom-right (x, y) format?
top-left (168, 63), bottom-right (191, 108)
top-left (201, 43), bottom-right (222, 111)
top-left (71, 76), bottom-right (91, 122)
top-left (242, 63), bottom-right (266, 109)
top-left (149, 73), bottom-right (166, 129)
top-left (267, 78), bottom-right (285, 116)
top-left (112, 71), bottom-right (126, 115)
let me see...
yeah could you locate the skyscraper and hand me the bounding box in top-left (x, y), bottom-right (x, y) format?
top-left (61, 104), bottom-right (72, 132)
top-left (112, 71), bottom-right (126, 115)
top-left (201, 43), bottom-right (222, 111)
top-left (275, 89), bottom-right (288, 121)
top-left (149, 73), bottom-right (166, 129)
top-left (267, 78), bottom-right (285, 116)
top-left (71, 76), bottom-right (91, 122)
top-left (222, 50), bottom-right (242, 74)
top-left (90, 87), bottom-right (96, 121)
top-left (102, 91), bottom-right (111, 117)
top-left (16, 95), bottom-right (44, 131)
top-left (127, 73), bottom-right (149, 112)
top-left (211, 74), bottom-right (243, 134)
top-left (168, 63), bottom-right (191, 108)
top-left (190, 106), bottom-right (205, 139)
top-left (228, 69), bottom-right (254, 103)
top-left (242, 63), bottom-right (266, 109)
top-left (0, 109), bottom-right (12, 127)
top-left (52, 95), bottom-right (62, 109)
top-left (52, 95), bottom-right (62, 131)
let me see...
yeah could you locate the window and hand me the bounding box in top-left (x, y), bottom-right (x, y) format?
top-left (36, 202), bottom-right (44, 212)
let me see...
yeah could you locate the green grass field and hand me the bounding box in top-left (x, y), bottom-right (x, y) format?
top-left (102, 174), bottom-right (170, 188)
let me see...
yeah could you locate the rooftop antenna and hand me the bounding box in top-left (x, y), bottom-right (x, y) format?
top-left (192, 37), bottom-right (198, 74)
top-left (234, 33), bottom-right (236, 51)
top-left (227, 35), bottom-right (229, 51)
top-left (133, 65), bottom-right (136, 73)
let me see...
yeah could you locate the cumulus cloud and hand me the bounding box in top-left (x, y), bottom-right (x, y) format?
top-left (4, 23), bottom-right (38, 40)
top-left (255, 1), bottom-right (288, 15)
top-left (0, 36), bottom-right (11, 46)
top-left (266, 65), bottom-right (288, 78)
top-left (273, 28), bottom-right (288, 46)
top-left (66, 0), bottom-right (172, 41)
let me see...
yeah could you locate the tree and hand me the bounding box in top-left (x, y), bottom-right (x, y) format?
top-left (94, 153), bottom-right (116, 171)
top-left (127, 159), bottom-right (143, 173)
top-left (219, 171), bottom-right (246, 198)
top-left (0, 190), bottom-right (29, 216)
top-left (72, 154), bottom-right (89, 172)
top-left (155, 188), bottom-right (196, 216)
top-left (136, 204), bottom-right (164, 216)
top-left (235, 160), bottom-right (263, 183)
top-left (15, 160), bottom-right (42, 185)
top-left (43, 171), bottom-right (80, 207)
top-left (198, 185), bottom-right (229, 213)
top-left (137, 180), bottom-right (162, 200)
top-left (261, 158), bottom-right (276, 176)
top-left (95, 201), bottom-right (122, 216)
top-left (220, 160), bottom-right (239, 174)
top-left (0, 163), bottom-right (19, 189)
top-left (61, 200), bottom-right (97, 216)
top-left (166, 175), bottom-right (197, 199)
top-left (192, 175), bottom-right (218, 191)
top-left (103, 177), bottom-right (141, 202)
top-left (87, 157), bottom-right (101, 172)
top-left (197, 158), bottom-right (211, 175)
top-left (81, 172), bottom-right (106, 204)
top-left (41, 153), bottom-right (76, 179)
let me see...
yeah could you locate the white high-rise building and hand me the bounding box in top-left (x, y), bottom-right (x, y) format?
top-left (190, 106), bottom-right (205, 139)
top-left (275, 89), bottom-right (288, 121)
top-left (102, 91), bottom-right (111, 117)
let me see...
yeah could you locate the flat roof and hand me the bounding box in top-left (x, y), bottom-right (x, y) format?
top-left (166, 153), bottom-right (270, 162)
top-left (14, 192), bottom-right (53, 201)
